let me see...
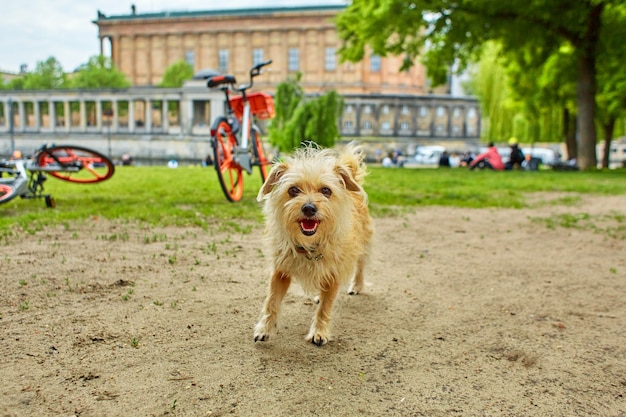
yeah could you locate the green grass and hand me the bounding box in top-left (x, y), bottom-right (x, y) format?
top-left (1, 165), bottom-right (626, 233)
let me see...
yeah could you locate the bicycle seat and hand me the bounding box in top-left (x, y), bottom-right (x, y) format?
top-left (207, 75), bottom-right (237, 88)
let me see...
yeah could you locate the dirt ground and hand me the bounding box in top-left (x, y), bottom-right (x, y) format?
top-left (1, 193), bottom-right (625, 417)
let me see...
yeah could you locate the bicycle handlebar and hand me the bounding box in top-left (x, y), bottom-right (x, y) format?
top-left (250, 60), bottom-right (272, 78)
top-left (206, 60), bottom-right (272, 93)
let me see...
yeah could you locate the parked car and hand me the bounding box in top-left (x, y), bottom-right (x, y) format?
top-left (413, 146), bottom-right (446, 165)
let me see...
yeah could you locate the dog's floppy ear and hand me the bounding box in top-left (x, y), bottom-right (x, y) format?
top-left (335, 163), bottom-right (363, 193)
top-left (257, 162), bottom-right (288, 201)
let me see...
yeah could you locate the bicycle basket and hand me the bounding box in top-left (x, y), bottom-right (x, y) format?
top-left (229, 92), bottom-right (275, 120)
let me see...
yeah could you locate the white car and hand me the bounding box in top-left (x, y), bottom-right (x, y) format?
top-left (413, 146), bottom-right (446, 165)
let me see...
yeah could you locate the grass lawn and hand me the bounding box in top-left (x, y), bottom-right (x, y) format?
top-left (1, 164), bottom-right (626, 234)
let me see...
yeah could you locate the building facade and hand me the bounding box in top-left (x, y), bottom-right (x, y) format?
top-left (94, 5), bottom-right (428, 96)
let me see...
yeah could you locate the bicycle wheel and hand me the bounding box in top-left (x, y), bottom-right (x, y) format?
top-left (251, 128), bottom-right (269, 183)
top-left (0, 183), bottom-right (20, 205)
top-left (212, 120), bottom-right (243, 202)
top-left (37, 145), bottom-right (115, 184)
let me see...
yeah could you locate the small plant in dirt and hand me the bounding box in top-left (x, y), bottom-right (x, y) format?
top-left (19, 300), bottom-right (30, 311)
top-left (131, 338), bottom-right (140, 348)
top-left (121, 288), bottom-right (134, 301)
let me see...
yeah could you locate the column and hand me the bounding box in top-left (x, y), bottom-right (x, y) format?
top-left (128, 100), bottom-right (135, 133)
top-left (34, 101), bottom-right (41, 130)
top-left (96, 100), bottom-right (103, 130)
top-left (182, 97), bottom-right (193, 135)
top-left (64, 101), bottom-right (70, 132)
top-left (18, 100), bottom-right (26, 132)
top-left (147, 36), bottom-right (153, 85)
top-left (112, 100), bottom-right (119, 130)
top-left (393, 98), bottom-right (399, 137)
top-left (355, 103), bottom-right (361, 136)
top-left (145, 99), bottom-right (152, 133)
top-left (80, 100), bottom-right (87, 131)
top-left (49, 100), bottom-right (56, 131)
top-left (162, 100), bottom-right (169, 131)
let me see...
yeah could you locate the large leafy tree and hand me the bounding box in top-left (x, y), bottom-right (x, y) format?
top-left (336, 0), bottom-right (625, 170)
top-left (594, 3), bottom-right (626, 168)
top-left (159, 60), bottom-right (194, 88)
top-left (69, 55), bottom-right (130, 89)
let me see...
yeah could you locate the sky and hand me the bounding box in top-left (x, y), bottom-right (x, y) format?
top-left (0, 0), bottom-right (346, 74)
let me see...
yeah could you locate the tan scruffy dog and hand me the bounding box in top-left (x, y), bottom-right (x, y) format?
top-left (254, 143), bottom-right (373, 346)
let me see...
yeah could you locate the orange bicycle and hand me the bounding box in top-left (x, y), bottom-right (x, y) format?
top-left (205, 60), bottom-right (273, 202)
top-left (0, 144), bottom-right (115, 207)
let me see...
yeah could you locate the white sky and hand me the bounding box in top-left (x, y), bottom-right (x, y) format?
top-left (0, 0), bottom-right (345, 74)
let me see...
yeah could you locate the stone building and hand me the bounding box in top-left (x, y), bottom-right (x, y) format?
top-left (94, 5), bottom-right (426, 96)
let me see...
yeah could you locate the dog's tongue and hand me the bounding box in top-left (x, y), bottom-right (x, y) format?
top-left (300, 219), bottom-right (318, 232)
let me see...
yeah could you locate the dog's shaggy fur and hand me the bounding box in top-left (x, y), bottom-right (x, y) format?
top-left (254, 144), bottom-right (373, 346)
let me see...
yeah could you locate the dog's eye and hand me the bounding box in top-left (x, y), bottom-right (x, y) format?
top-left (288, 186), bottom-right (301, 197)
top-left (320, 187), bottom-right (332, 198)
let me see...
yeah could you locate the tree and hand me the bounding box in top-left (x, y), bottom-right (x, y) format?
top-left (268, 73), bottom-right (305, 149)
top-left (0, 76), bottom-right (25, 90)
top-left (594, 3), bottom-right (626, 168)
top-left (336, 0), bottom-right (626, 170)
top-left (21, 57), bottom-right (67, 89)
top-left (159, 60), bottom-right (194, 88)
top-left (269, 75), bottom-right (344, 153)
top-left (69, 55), bottom-right (130, 89)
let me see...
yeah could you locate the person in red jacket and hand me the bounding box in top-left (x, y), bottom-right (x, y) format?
top-left (469, 142), bottom-right (504, 170)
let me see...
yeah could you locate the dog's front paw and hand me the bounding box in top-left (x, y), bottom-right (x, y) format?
top-left (253, 319), bottom-right (274, 343)
top-left (306, 328), bottom-right (330, 346)
top-left (347, 283), bottom-right (361, 295)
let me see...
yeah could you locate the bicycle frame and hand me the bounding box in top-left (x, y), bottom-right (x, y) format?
top-left (205, 60), bottom-right (273, 202)
top-left (210, 61), bottom-right (271, 174)
top-left (0, 160), bottom-right (28, 195)
top-left (0, 158), bottom-right (55, 207)
top-left (236, 100), bottom-right (253, 173)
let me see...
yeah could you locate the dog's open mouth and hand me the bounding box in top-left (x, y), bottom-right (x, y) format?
top-left (299, 219), bottom-right (319, 236)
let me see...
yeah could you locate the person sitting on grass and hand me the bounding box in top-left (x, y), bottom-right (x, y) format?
top-left (504, 137), bottom-right (525, 170)
top-left (469, 142), bottom-right (504, 170)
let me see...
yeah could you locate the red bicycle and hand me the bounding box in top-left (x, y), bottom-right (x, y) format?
top-left (205, 60), bottom-right (273, 202)
top-left (0, 144), bottom-right (115, 207)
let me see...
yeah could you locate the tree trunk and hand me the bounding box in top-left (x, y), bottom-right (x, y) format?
top-left (601, 117), bottom-right (615, 169)
top-left (575, 3), bottom-right (603, 171)
top-left (576, 54), bottom-right (597, 170)
top-left (562, 107), bottom-right (577, 160)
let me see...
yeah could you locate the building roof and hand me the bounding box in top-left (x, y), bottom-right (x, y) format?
top-left (94, 4), bottom-right (346, 22)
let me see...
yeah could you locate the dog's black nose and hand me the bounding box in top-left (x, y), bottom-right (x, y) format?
top-left (301, 203), bottom-right (317, 217)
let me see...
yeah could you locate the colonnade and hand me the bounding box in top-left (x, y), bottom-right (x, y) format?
top-left (0, 87), bottom-right (224, 136)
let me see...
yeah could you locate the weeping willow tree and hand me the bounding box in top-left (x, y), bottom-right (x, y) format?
top-left (470, 43), bottom-right (516, 143)
top-left (469, 42), bottom-right (564, 145)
